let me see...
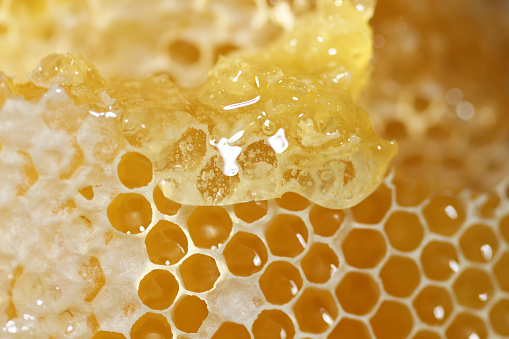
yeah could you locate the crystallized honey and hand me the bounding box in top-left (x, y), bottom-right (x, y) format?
top-left (0, 0), bottom-right (509, 338)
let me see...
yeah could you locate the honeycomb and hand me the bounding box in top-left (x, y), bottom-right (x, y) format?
top-left (1, 0), bottom-right (509, 339)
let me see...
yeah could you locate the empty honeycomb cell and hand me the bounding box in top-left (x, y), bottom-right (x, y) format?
top-left (327, 317), bottom-right (371, 339)
top-left (180, 254), bottom-right (220, 293)
top-left (211, 322), bottom-right (251, 339)
top-left (259, 261), bottom-right (303, 305)
top-left (335, 271), bottom-right (380, 315)
top-left (452, 267), bottom-right (494, 309)
top-left (493, 251), bottom-right (509, 291)
top-left (172, 295), bottom-right (208, 333)
top-left (252, 309), bottom-right (295, 339)
top-left (412, 330), bottom-right (441, 339)
top-left (275, 192), bottom-right (310, 211)
top-left (265, 214), bottom-right (308, 258)
top-left (351, 184), bottom-right (392, 224)
top-left (445, 313), bottom-right (487, 339)
top-left (423, 194), bottom-right (465, 236)
top-left (300, 242), bottom-right (339, 283)
top-left (393, 170), bottom-right (430, 207)
top-left (187, 206), bottom-right (232, 249)
top-left (489, 299), bottom-right (509, 336)
top-left (420, 240), bottom-right (459, 281)
top-left (459, 224), bottom-right (498, 262)
top-left (168, 39), bottom-right (200, 65)
top-left (106, 193), bottom-right (152, 234)
top-left (145, 220), bottom-right (188, 265)
top-left (342, 228), bottom-right (386, 269)
top-left (293, 288), bottom-right (338, 334)
top-left (379, 255), bottom-right (420, 297)
top-left (308, 205), bottom-right (345, 237)
top-left (413, 285), bottom-right (453, 325)
top-left (384, 210), bottom-right (424, 252)
top-left (153, 185), bottom-right (181, 216)
top-left (91, 331), bottom-right (126, 339)
top-left (78, 185), bottom-right (94, 200)
top-left (130, 313), bottom-right (173, 339)
top-left (137, 269), bottom-right (179, 311)
top-left (223, 231), bottom-right (268, 277)
top-left (500, 214), bottom-right (509, 243)
top-left (234, 200), bottom-right (268, 223)
top-left (370, 301), bottom-right (414, 339)
top-left (117, 152), bottom-right (153, 188)
top-left (79, 256), bottom-right (105, 303)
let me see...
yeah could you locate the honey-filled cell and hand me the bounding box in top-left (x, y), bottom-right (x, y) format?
top-left (459, 224), bottom-right (499, 263)
top-left (187, 206), bottom-right (232, 249)
top-left (335, 271), bottom-right (380, 316)
top-left (342, 228), bottom-right (386, 269)
top-left (180, 254), bottom-right (220, 293)
top-left (489, 299), bottom-right (509, 336)
top-left (107, 193), bottom-right (152, 234)
top-left (130, 313), bottom-right (173, 339)
top-left (172, 295), bottom-right (208, 333)
top-left (384, 210), bottom-right (424, 252)
top-left (453, 267), bottom-right (494, 309)
top-left (137, 269), bottom-right (179, 310)
top-left (493, 252), bottom-right (509, 291)
top-left (370, 301), bottom-right (414, 339)
top-left (145, 220), bottom-right (188, 266)
top-left (234, 200), bottom-right (268, 223)
top-left (117, 152), bottom-right (153, 189)
top-left (252, 309), bottom-right (295, 339)
top-left (153, 185), bottom-right (181, 216)
top-left (265, 214), bottom-right (308, 258)
top-left (293, 288), bottom-right (338, 334)
top-left (379, 255), bottom-right (420, 298)
top-left (413, 285), bottom-right (453, 325)
top-left (92, 331), bottom-right (126, 339)
top-left (446, 313), bottom-right (487, 339)
top-left (420, 240), bottom-right (459, 281)
top-left (351, 184), bottom-right (392, 224)
top-left (308, 205), bottom-right (345, 237)
top-left (423, 194), bottom-right (466, 236)
top-left (223, 231), bottom-right (268, 277)
top-left (300, 242), bottom-right (339, 283)
top-left (211, 322), bottom-right (251, 339)
top-left (275, 192), bottom-right (310, 211)
top-left (327, 318), bottom-right (371, 339)
top-left (259, 261), bottom-right (303, 305)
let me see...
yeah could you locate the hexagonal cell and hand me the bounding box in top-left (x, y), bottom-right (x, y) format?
top-left (420, 240), bottom-right (459, 281)
top-left (327, 318), bottom-right (370, 339)
top-left (130, 313), bottom-right (172, 339)
top-left (500, 214), bottom-right (509, 244)
top-left (117, 152), bottom-right (153, 188)
top-left (172, 295), bottom-right (208, 333)
top-left (275, 192), bottom-right (310, 211)
top-left (252, 309), bottom-right (295, 339)
top-left (153, 185), bottom-right (181, 216)
top-left (187, 206), bottom-right (232, 249)
top-left (293, 288), bottom-right (338, 334)
top-left (370, 301), bottom-right (414, 339)
top-left (265, 214), bottom-right (308, 258)
top-left (180, 254), bottom-right (220, 293)
top-left (107, 193), bottom-right (152, 234)
top-left (350, 184), bottom-right (392, 224)
top-left (223, 231), bottom-right (268, 277)
top-left (92, 332), bottom-right (126, 339)
top-left (211, 322), bottom-right (251, 339)
top-left (138, 269), bottom-right (179, 310)
top-left (380, 255), bottom-right (420, 298)
top-left (413, 285), bottom-right (453, 325)
top-left (493, 251), bottom-right (509, 291)
top-left (342, 228), bottom-right (386, 269)
top-left (308, 204), bottom-right (345, 237)
top-left (301, 242), bottom-right (338, 283)
top-left (412, 330), bottom-right (441, 339)
top-left (489, 299), bottom-right (509, 336)
top-left (335, 271), bottom-right (379, 315)
top-left (423, 194), bottom-right (465, 236)
top-left (384, 211), bottom-right (424, 252)
top-left (259, 261), bottom-right (303, 305)
top-left (234, 200), bottom-right (268, 223)
top-left (145, 220), bottom-right (188, 265)
top-left (453, 267), bottom-right (494, 309)
top-left (445, 313), bottom-right (487, 339)
top-left (459, 224), bottom-right (499, 262)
